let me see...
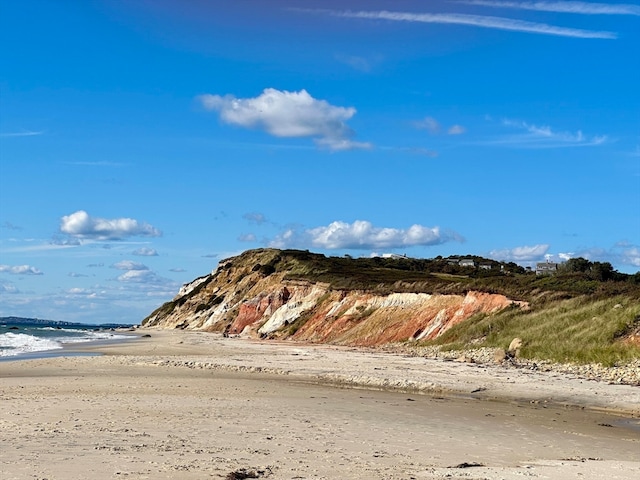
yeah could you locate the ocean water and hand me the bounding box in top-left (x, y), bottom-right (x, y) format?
top-left (0, 321), bottom-right (131, 359)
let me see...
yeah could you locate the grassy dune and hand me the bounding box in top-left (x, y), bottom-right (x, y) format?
top-left (429, 296), bottom-right (640, 366)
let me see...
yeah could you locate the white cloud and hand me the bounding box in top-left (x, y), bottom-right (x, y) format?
top-left (335, 54), bottom-right (375, 72)
top-left (621, 247), bottom-right (640, 267)
top-left (238, 233), bottom-right (257, 242)
top-left (169, 267), bottom-right (186, 273)
top-left (415, 117), bottom-right (441, 134)
top-left (492, 119), bottom-right (608, 148)
top-left (415, 117), bottom-right (466, 136)
top-left (459, 1), bottom-right (640, 16)
top-left (489, 244), bottom-right (550, 261)
top-left (0, 130), bottom-right (44, 137)
top-left (0, 282), bottom-right (19, 293)
top-left (50, 236), bottom-right (82, 246)
top-left (270, 220), bottom-right (463, 250)
top-left (117, 269), bottom-right (169, 284)
top-left (111, 260), bottom-right (149, 271)
top-left (198, 88), bottom-right (372, 151)
top-left (323, 9), bottom-right (616, 39)
top-left (132, 247), bottom-right (158, 256)
top-left (60, 210), bottom-right (162, 240)
top-left (448, 125), bottom-right (466, 135)
top-left (0, 264), bottom-right (43, 275)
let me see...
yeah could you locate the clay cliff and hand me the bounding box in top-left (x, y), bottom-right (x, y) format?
top-left (142, 249), bottom-right (527, 347)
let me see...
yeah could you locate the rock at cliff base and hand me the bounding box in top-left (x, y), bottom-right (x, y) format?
top-left (493, 348), bottom-right (507, 363)
top-left (508, 337), bottom-right (523, 357)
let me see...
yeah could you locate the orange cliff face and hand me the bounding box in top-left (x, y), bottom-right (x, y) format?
top-left (142, 250), bottom-right (528, 347)
top-left (229, 287), bottom-right (290, 335)
top-left (289, 290), bottom-right (524, 346)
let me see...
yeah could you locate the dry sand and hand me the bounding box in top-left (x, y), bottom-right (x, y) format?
top-left (1, 330), bottom-right (638, 479)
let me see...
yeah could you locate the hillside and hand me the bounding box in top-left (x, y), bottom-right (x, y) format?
top-left (143, 248), bottom-right (640, 365)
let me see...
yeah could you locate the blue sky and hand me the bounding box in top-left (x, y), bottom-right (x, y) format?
top-left (1, 0), bottom-right (639, 324)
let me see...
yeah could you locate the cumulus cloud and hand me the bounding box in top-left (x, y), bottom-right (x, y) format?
top-left (132, 247), bottom-right (158, 256)
top-left (198, 88), bottom-right (372, 151)
top-left (116, 270), bottom-right (169, 285)
top-left (60, 210), bottom-right (162, 240)
top-left (459, 1), bottom-right (640, 16)
top-left (68, 272), bottom-right (89, 278)
top-left (489, 244), bottom-right (550, 262)
top-left (111, 260), bottom-right (149, 271)
top-left (0, 264), bottom-right (43, 275)
top-left (583, 244), bottom-right (640, 269)
top-left (621, 247), bottom-right (640, 267)
top-left (169, 267), bottom-right (186, 273)
top-left (65, 287), bottom-right (100, 298)
top-left (270, 220), bottom-right (463, 250)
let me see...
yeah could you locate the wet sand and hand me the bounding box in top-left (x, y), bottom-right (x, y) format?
top-left (0, 330), bottom-right (638, 479)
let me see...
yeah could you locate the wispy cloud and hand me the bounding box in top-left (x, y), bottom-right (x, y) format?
top-left (459, 1), bottom-right (640, 16)
top-left (0, 130), bottom-right (44, 137)
top-left (318, 9), bottom-right (616, 39)
top-left (487, 118), bottom-right (609, 148)
top-left (0, 282), bottom-right (19, 294)
top-left (448, 124), bottom-right (466, 135)
top-left (243, 212), bottom-right (267, 225)
top-left (63, 161), bottom-right (127, 167)
top-left (198, 88), bottom-right (372, 151)
top-left (415, 117), bottom-right (441, 134)
top-left (238, 233), bottom-right (257, 242)
top-left (132, 247), bottom-right (158, 257)
top-left (269, 220), bottom-right (464, 250)
top-left (335, 53), bottom-right (381, 72)
top-left (414, 117), bottom-right (466, 135)
top-left (1, 222), bottom-right (23, 231)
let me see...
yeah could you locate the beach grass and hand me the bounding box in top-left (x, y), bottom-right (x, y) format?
top-left (427, 296), bottom-right (640, 366)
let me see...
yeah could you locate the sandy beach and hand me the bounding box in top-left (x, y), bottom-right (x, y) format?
top-left (1, 331), bottom-right (639, 479)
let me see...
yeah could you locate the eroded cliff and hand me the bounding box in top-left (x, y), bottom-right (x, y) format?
top-left (142, 249), bottom-right (527, 346)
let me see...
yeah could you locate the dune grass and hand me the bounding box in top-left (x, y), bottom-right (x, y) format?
top-left (427, 296), bottom-right (640, 366)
